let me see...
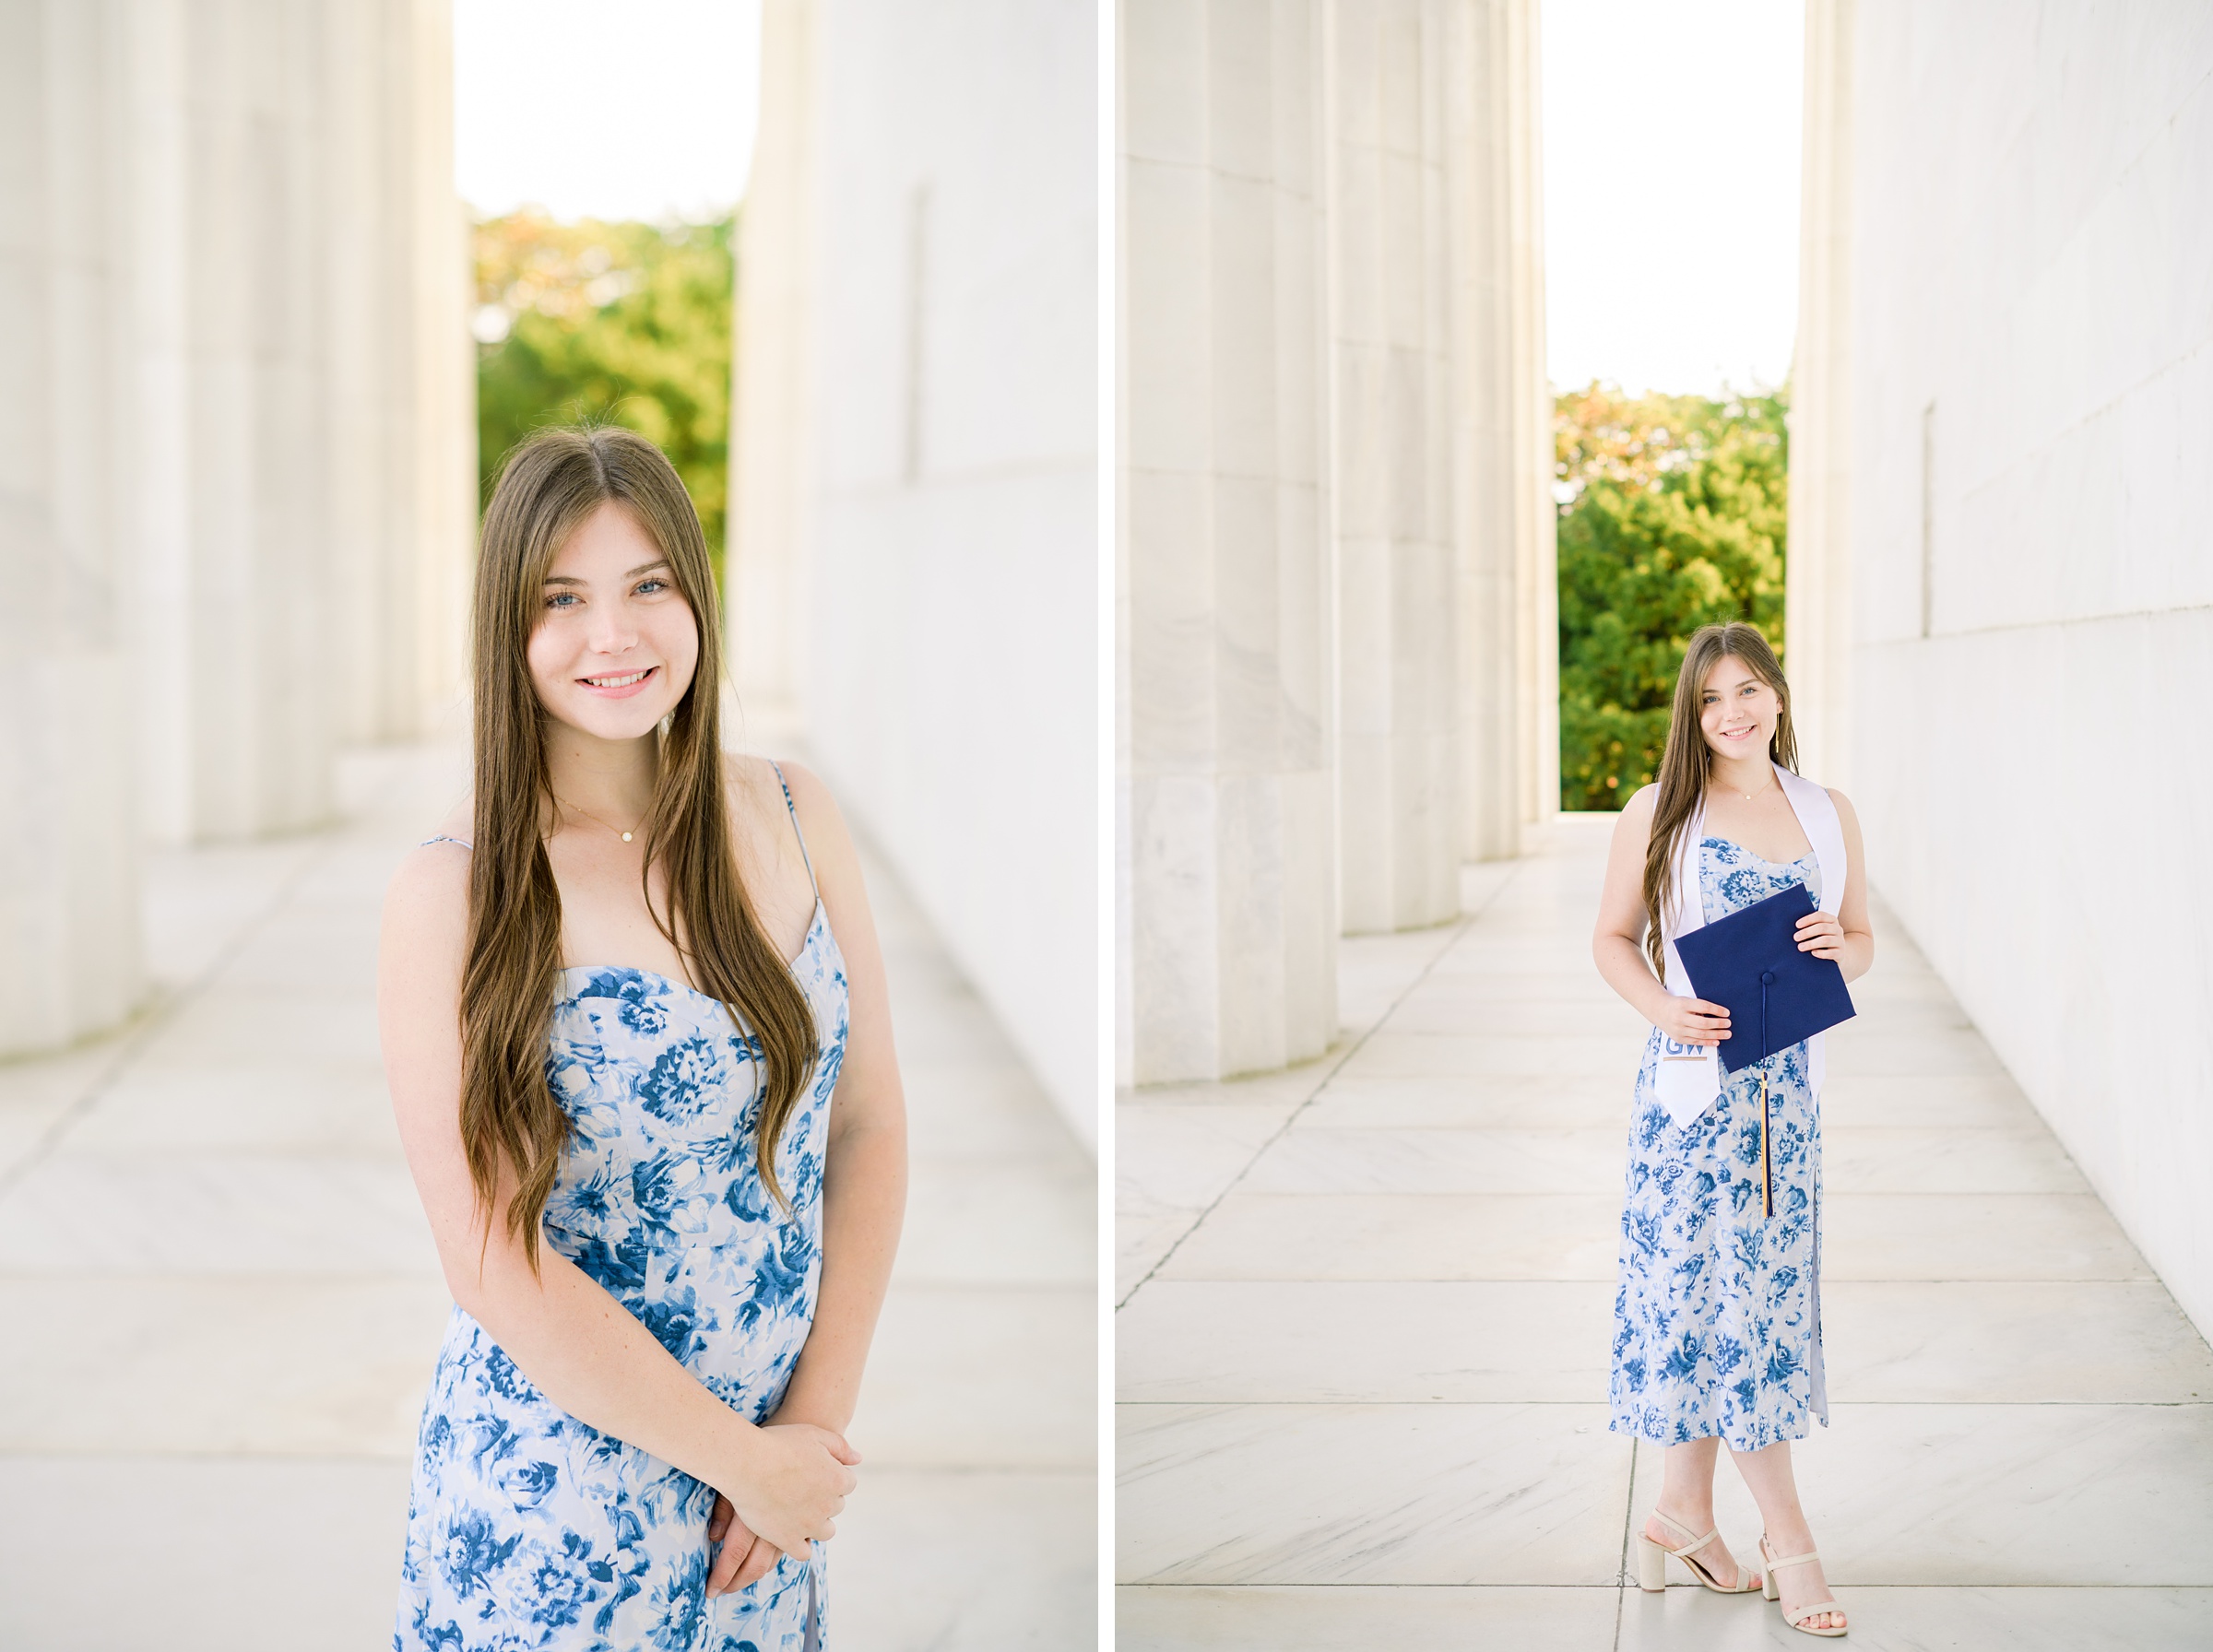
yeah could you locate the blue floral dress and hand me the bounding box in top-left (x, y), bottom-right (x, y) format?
top-left (1608, 838), bottom-right (1828, 1453)
top-left (396, 805), bottom-right (849, 1651)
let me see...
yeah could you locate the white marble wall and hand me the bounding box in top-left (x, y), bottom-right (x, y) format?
top-left (741, 0), bottom-right (1098, 1142)
top-left (1327, 0), bottom-right (1462, 935)
top-left (1122, 0), bottom-right (1338, 1084)
top-left (0, 0), bottom-right (144, 1053)
top-left (1840, 0), bottom-right (2213, 1341)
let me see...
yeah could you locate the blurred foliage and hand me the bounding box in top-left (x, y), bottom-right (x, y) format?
top-left (474, 209), bottom-right (734, 586)
top-left (1556, 382), bottom-right (1789, 811)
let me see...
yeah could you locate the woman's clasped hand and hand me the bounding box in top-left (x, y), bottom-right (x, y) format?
top-left (705, 1422), bottom-right (862, 1598)
top-left (1794, 909), bottom-right (1847, 960)
top-left (1654, 997), bottom-right (1731, 1048)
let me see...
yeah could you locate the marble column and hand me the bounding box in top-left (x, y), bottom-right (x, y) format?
top-left (405, 1), bottom-right (475, 735)
top-left (1325, 0), bottom-right (1462, 934)
top-left (1123, 0), bottom-right (1336, 1083)
top-left (325, 0), bottom-right (473, 746)
top-left (124, 0), bottom-right (468, 835)
top-left (129, 0), bottom-right (337, 843)
top-left (324, 0), bottom-right (400, 745)
top-left (0, 0), bottom-right (144, 1051)
top-left (1783, 0), bottom-right (1854, 789)
top-left (728, 0), bottom-right (820, 736)
top-left (1448, 0), bottom-right (1553, 857)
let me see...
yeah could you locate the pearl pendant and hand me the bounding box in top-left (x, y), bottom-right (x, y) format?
top-left (621, 832), bottom-right (633, 842)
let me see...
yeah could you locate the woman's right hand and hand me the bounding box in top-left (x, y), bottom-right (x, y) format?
top-left (707, 1494), bottom-right (782, 1597)
top-left (1653, 996), bottom-right (1731, 1046)
top-left (728, 1422), bottom-right (862, 1554)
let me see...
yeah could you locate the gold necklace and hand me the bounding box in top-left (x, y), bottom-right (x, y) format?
top-left (557, 796), bottom-right (645, 844)
top-left (1717, 766), bottom-right (1776, 804)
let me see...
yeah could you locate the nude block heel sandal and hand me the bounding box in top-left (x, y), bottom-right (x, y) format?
top-left (1759, 1535), bottom-right (1848, 1635)
top-left (1633, 1510), bottom-right (1764, 1595)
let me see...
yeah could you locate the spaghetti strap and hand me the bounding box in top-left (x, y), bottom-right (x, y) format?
top-left (420, 834), bottom-right (473, 851)
top-left (769, 761), bottom-right (818, 897)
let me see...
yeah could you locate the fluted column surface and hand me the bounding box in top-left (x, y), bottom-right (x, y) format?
top-left (1327, 0), bottom-right (1462, 934)
top-left (1123, 0), bottom-right (1338, 1083)
top-left (0, 0), bottom-right (143, 1051)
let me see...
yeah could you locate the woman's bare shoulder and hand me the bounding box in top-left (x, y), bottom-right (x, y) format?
top-left (721, 751), bottom-right (841, 824)
top-left (718, 749), bottom-right (828, 883)
top-left (720, 749), bottom-right (784, 801)
top-left (720, 749), bottom-right (794, 841)
top-left (721, 750), bottom-right (861, 897)
top-left (383, 802), bottom-right (474, 951)
top-left (414, 795), bottom-right (474, 847)
top-left (1596, 785), bottom-right (1662, 871)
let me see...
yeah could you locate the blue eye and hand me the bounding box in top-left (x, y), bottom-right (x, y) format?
top-left (545, 592), bottom-right (578, 609)
top-left (636, 578), bottom-right (668, 595)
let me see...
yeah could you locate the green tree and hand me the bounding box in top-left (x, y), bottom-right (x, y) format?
top-left (1556, 382), bottom-right (1789, 811)
top-left (474, 209), bottom-right (735, 586)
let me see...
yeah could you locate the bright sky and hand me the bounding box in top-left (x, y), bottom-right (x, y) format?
top-left (455, 1), bottom-right (1797, 378)
top-left (454, 0), bottom-right (763, 221)
top-left (1543, 0), bottom-right (1804, 396)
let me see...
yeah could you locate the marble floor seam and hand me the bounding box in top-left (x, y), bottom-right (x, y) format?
top-left (1117, 862), bottom-right (1529, 1311)
top-left (1112, 1050), bottom-right (1358, 1310)
top-left (0, 843), bottom-right (337, 1201)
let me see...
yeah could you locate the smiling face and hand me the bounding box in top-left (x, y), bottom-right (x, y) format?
top-left (1698, 653), bottom-right (1781, 761)
top-left (526, 499), bottom-right (699, 741)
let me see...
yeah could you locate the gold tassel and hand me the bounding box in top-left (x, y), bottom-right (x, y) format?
top-left (1759, 1061), bottom-right (1774, 1220)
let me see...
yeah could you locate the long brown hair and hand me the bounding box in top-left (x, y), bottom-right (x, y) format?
top-left (1640, 621), bottom-right (1800, 982)
top-left (462, 426), bottom-right (816, 1268)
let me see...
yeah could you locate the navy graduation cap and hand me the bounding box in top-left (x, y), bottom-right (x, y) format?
top-left (1673, 880), bottom-right (1856, 1076)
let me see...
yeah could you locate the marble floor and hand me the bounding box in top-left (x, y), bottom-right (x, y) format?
top-left (1116, 817), bottom-right (2213, 1649)
top-left (0, 733), bottom-right (1095, 1651)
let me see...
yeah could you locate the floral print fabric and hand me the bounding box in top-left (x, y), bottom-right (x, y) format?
top-left (396, 903), bottom-right (849, 1651)
top-left (1608, 838), bottom-right (1828, 1452)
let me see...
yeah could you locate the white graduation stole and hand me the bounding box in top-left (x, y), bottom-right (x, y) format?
top-left (1651, 763), bottom-right (1846, 1129)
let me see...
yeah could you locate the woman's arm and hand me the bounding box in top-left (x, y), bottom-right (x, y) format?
top-left (1592, 785), bottom-right (1732, 1047)
top-left (1793, 788), bottom-right (1876, 983)
top-left (762, 761), bottom-right (908, 1435)
top-left (378, 846), bottom-right (858, 1557)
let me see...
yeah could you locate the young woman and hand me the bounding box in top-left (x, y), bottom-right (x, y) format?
top-left (382, 427), bottom-right (906, 1650)
top-left (1591, 621), bottom-right (1871, 1638)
